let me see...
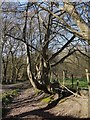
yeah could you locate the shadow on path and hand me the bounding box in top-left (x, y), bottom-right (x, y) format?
top-left (2, 97), bottom-right (90, 120)
top-left (2, 109), bottom-right (90, 120)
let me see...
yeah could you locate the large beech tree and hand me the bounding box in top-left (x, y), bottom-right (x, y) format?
top-left (2, 2), bottom-right (90, 94)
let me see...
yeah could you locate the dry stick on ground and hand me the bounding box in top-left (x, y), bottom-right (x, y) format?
top-left (50, 81), bottom-right (80, 97)
top-left (59, 83), bottom-right (80, 97)
top-left (52, 71), bottom-right (80, 97)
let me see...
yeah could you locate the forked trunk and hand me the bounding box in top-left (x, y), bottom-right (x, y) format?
top-left (25, 43), bottom-right (51, 94)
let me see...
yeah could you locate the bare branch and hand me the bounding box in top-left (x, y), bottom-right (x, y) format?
top-left (36, 3), bottom-right (90, 42)
top-left (51, 49), bottom-right (77, 67)
top-left (5, 33), bottom-right (41, 53)
top-left (48, 35), bottom-right (75, 61)
top-left (77, 49), bottom-right (90, 59)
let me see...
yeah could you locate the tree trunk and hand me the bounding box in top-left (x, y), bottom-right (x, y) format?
top-left (2, 59), bottom-right (8, 84)
top-left (25, 43), bottom-right (51, 94)
top-left (11, 52), bottom-right (16, 83)
top-left (3, 64), bottom-right (7, 83)
top-left (41, 57), bottom-right (50, 86)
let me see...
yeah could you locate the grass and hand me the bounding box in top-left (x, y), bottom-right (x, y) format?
top-left (41, 95), bottom-right (54, 103)
top-left (1, 89), bottom-right (21, 117)
top-left (1, 89), bottom-right (20, 106)
top-left (59, 78), bottom-right (88, 89)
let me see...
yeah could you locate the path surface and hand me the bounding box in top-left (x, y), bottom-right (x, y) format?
top-left (2, 81), bottom-right (30, 93)
top-left (2, 87), bottom-right (89, 120)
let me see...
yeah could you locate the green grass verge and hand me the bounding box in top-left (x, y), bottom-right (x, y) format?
top-left (59, 78), bottom-right (88, 89)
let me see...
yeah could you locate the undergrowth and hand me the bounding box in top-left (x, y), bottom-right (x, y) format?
top-left (2, 89), bottom-right (20, 106)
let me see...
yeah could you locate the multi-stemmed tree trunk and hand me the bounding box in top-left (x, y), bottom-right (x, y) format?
top-left (25, 43), bottom-right (51, 94)
top-left (21, 3), bottom-right (51, 94)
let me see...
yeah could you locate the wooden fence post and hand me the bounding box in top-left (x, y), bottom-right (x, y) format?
top-left (76, 80), bottom-right (79, 94)
top-left (63, 70), bottom-right (65, 87)
top-left (71, 74), bottom-right (74, 88)
top-left (85, 69), bottom-right (90, 84)
top-left (85, 69), bottom-right (90, 118)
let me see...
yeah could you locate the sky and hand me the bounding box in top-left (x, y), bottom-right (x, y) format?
top-left (2, 0), bottom-right (90, 2)
top-left (2, 0), bottom-right (28, 2)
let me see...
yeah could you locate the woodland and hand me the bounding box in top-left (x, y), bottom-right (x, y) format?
top-left (1, 2), bottom-right (90, 119)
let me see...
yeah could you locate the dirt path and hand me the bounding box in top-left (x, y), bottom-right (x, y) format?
top-left (2, 87), bottom-right (89, 120)
top-left (2, 81), bottom-right (31, 93)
